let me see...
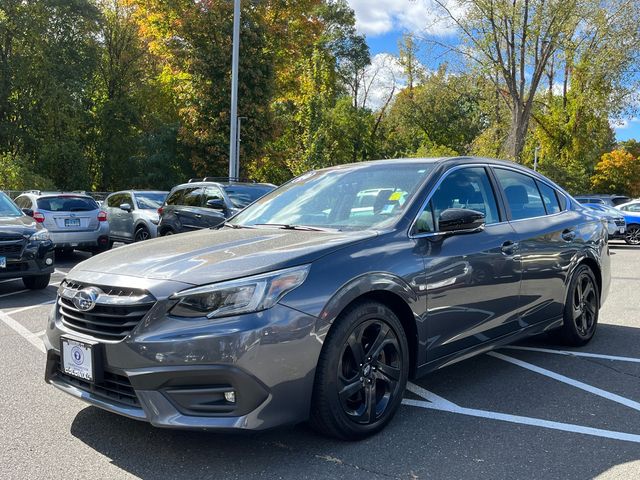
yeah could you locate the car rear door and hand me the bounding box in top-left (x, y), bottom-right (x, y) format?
top-left (413, 165), bottom-right (522, 361)
top-left (175, 187), bottom-right (205, 231)
top-left (492, 167), bottom-right (578, 327)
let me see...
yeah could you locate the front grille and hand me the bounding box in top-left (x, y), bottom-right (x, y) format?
top-left (615, 219), bottom-right (625, 226)
top-left (0, 233), bottom-right (24, 242)
top-left (58, 280), bottom-right (156, 341)
top-left (56, 356), bottom-right (139, 407)
top-left (0, 243), bottom-right (23, 256)
top-left (2, 262), bottom-right (28, 272)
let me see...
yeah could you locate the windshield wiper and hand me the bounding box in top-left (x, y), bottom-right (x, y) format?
top-left (252, 223), bottom-right (339, 232)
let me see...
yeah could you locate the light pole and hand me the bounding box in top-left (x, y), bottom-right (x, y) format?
top-left (237, 116), bottom-right (247, 176)
top-left (228, 0), bottom-right (241, 180)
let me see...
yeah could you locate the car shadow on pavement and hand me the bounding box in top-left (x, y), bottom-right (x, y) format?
top-left (69, 323), bottom-right (640, 480)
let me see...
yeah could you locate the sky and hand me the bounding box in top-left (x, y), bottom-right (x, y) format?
top-left (346, 0), bottom-right (640, 142)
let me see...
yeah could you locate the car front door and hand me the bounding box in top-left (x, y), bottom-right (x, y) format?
top-left (176, 187), bottom-right (205, 231)
top-left (414, 166), bottom-right (522, 361)
top-left (105, 193), bottom-right (125, 239)
top-left (492, 167), bottom-right (578, 328)
top-left (118, 193), bottom-right (135, 241)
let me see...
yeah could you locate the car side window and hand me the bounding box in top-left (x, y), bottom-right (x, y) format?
top-left (204, 186), bottom-right (224, 203)
top-left (494, 168), bottom-right (547, 221)
top-left (15, 196), bottom-right (31, 209)
top-left (182, 187), bottom-right (203, 207)
top-left (121, 193), bottom-right (133, 208)
top-left (165, 189), bottom-right (184, 206)
top-left (415, 167), bottom-right (500, 234)
top-left (536, 181), bottom-right (561, 214)
top-left (108, 193), bottom-right (125, 208)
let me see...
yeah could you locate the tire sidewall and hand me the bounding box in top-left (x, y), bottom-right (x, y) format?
top-left (562, 264), bottom-right (599, 344)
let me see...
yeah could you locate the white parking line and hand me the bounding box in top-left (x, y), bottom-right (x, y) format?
top-left (0, 311), bottom-right (46, 354)
top-left (402, 394), bottom-right (640, 444)
top-left (488, 351), bottom-right (640, 413)
top-left (0, 282), bottom-right (61, 300)
top-left (7, 300), bottom-right (56, 315)
top-left (502, 345), bottom-right (640, 364)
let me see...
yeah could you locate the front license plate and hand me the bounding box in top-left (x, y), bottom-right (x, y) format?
top-left (61, 337), bottom-right (94, 381)
top-left (64, 218), bottom-right (81, 228)
top-left (620, 228), bottom-right (626, 234)
top-left (0, 256), bottom-right (5, 268)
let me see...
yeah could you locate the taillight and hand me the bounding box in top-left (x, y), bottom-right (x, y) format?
top-left (33, 212), bottom-right (45, 223)
top-left (157, 207), bottom-right (163, 216)
top-left (97, 211), bottom-right (107, 222)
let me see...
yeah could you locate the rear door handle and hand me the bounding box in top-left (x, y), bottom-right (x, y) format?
top-left (194, 214), bottom-right (202, 218)
top-left (562, 229), bottom-right (576, 241)
top-left (501, 240), bottom-right (518, 254)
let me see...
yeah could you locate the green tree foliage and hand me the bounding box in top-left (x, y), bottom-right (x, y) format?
top-left (591, 149), bottom-right (640, 197)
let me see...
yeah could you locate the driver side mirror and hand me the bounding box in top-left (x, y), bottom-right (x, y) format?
top-left (119, 203), bottom-right (132, 212)
top-left (438, 208), bottom-right (485, 234)
top-left (206, 199), bottom-right (226, 211)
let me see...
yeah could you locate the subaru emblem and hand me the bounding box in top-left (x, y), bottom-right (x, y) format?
top-left (72, 287), bottom-right (101, 312)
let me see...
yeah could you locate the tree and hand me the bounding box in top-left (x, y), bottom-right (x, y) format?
top-left (591, 149), bottom-right (640, 197)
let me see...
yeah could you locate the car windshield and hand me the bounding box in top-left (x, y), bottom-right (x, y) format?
top-left (231, 163), bottom-right (435, 231)
top-left (136, 192), bottom-right (167, 210)
top-left (224, 185), bottom-right (274, 209)
top-left (0, 193), bottom-right (22, 217)
top-left (36, 196), bottom-right (98, 212)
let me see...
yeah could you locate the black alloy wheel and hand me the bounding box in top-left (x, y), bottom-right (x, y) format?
top-left (556, 264), bottom-right (599, 346)
top-left (134, 227), bottom-right (150, 242)
top-left (310, 301), bottom-right (409, 440)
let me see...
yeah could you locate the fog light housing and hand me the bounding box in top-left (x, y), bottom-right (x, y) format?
top-left (45, 258), bottom-right (53, 266)
top-left (224, 391), bottom-right (236, 403)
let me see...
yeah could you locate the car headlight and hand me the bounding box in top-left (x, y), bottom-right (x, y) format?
top-left (29, 229), bottom-right (50, 242)
top-left (169, 264), bottom-right (310, 318)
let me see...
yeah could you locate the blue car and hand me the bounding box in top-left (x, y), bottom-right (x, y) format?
top-left (583, 203), bottom-right (640, 245)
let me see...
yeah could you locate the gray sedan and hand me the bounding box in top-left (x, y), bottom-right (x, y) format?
top-left (104, 190), bottom-right (168, 244)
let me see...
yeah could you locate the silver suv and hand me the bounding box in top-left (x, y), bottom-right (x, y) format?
top-left (103, 190), bottom-right (168, 244)
top-left (14, 192), bottom-right (109, 253)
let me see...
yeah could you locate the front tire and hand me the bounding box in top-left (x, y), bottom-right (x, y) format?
top-left (22, 274), bottom-right (50, 290)
top-left (555, 265), bottom-right (599, 346)
top-left (624, 224), bottom-right (640, 245)
top-left (310, 301), bottom-right (409, 440)
top-left (134, 227), bottom-right (150, 242)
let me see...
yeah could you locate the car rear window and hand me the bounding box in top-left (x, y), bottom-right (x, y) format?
top-left (37, 196), bottom-right (98, 212)
top-left (223, 185), bottom-right (274, 209)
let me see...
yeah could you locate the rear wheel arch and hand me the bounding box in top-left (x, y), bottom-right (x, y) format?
top-left (576, 257), bottom-right (602, 305)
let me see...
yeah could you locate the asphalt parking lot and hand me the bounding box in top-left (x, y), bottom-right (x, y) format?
top-left (1, 243), bottom-right (640, 479)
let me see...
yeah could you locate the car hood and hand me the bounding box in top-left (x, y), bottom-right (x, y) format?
top-left (71, 227), bottom-right (376, 285)
top-left (0, 215), bottom-right (38, 235)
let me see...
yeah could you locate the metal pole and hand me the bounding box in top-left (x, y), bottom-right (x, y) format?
top-left (236, 116), bottom-right (247, 178)
top-left (228, 0), bottom-right (241, 179)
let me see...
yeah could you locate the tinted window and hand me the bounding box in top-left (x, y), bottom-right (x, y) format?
top-left (415, 167), bottom-right (500, 234)
top-left (204, 186), bottom-right (224, 202)
top-left (536, 181), bottom-right (561, 214)
top-left (165, 189), bottom-right (184, 206)
top-left (37, 196), bottom-right (98, 212)
top-left (494, 169), bottom-right (546, 220)
top-left (0, 193), bottom-right (22, 217)
top-left (621, 203), bottom-right (640, 212)
top-left (182, 187), bottom-right (203, 207)
top-left (136, 192), bottom-right (166, 210)
top-left (223, 185), bottom-right (274, 209)
top-left (106, 194), bottom-right (121, 208)
top-left (232, 164), bottom-right (435, 231)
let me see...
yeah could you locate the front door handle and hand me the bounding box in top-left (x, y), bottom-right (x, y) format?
top-left (562, 229), bottom-right (576, 241)
top-left (501, 240), bottom-right (518, 255)
top-left (194, 214), bottom-right (202, 218)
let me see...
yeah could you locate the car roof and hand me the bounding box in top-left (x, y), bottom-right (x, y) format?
top-left (109, 190), bottom-right (168, 195)
top-left (172, 181), bottom-right (275, 189)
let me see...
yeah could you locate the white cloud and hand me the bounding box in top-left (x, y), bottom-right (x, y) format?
top-left (360, 53), bottom-right (406, 110)
top-left (611, 117), bottom-right (640, 130)
top-left (347, 0), bottom-right (461, 37)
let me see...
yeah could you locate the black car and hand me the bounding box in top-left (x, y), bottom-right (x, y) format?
top-left (45, 158), bottom-right (610, 440)
top-left (0, 192), bottom-right (55, 289)
top-left (157, 178), bottom-right (275, 235)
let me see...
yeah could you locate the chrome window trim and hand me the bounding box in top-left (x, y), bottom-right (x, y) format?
top-left (408, 163), bottom-right (572, 239)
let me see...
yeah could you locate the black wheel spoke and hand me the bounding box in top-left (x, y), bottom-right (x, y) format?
top-left (374, 361), bottom-right (400, 382)
top-left (368, 324), bottom-right (391, 359)
top-left (339, 379), bottom-right (363, 401)
top-left (361, 383), bottom-right (377, 424)
top-left (347, 328), bottom-right (365, 365)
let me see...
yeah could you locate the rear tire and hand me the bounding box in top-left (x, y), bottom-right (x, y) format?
top-left (134, 227), bottom-right (150, 242)
top-left (554, 265), bottom-right (599, 346)
top-left (22, 274), bottom-right (50, 290)
top-left (309, 301), bottom-right (409, 440)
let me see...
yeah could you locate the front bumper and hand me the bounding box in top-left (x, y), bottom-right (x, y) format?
top-left (0, 240), bottom-right (54, 279)
top-left (44, 274), bottom-right (322, 430)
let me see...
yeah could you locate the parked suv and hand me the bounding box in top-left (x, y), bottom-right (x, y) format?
top-left (104, 190), bottom-right (168, 244)
top-left (157, 178), bottom-right (275, 235)
top-left (14, 191), bottom-right (109, 254)
top-left (574, 194), bottom-right (631, 207)
top-left (45, 158), bottom-right (610, 440)
top-left (0, 192), bottom-right (54, 289)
